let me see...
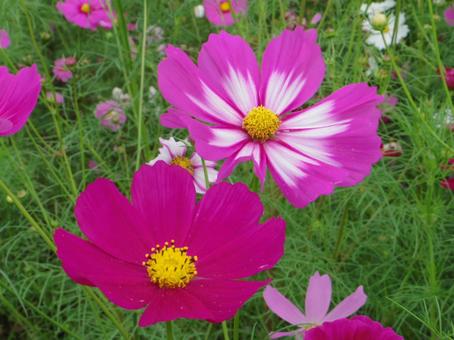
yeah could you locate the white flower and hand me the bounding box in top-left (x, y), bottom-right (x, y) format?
top-left (363, 13), bottom-right (409, 50)
top-left (149, 85), bottom-right (157, 101)
top-left (194, 4), bottom-right (205, 18)
top-left (112, 87), bottom-right (131, 106)
top-left (360, 0), bottom-right (396, 16)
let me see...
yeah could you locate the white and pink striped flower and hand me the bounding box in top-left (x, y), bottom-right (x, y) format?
top-left (157, 28), bottom-right (383, 208)
top-left (148, 137), bottom-right (218, 194)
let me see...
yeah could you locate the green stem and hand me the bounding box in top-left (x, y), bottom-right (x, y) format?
top-left (201, 158), bottom-right (210, 189)
top-left (166, 321), bottom-right (174, 340)
top-left (222, 321), bottom-right (230, 340)
top-left (233, 312), bottom-right (240, 340)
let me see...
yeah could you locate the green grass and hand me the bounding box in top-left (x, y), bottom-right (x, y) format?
top-left (1, 0), bottom-right (453, 339)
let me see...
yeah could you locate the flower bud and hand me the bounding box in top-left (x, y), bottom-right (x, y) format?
top-left (194, 4), bottom-right (205, 18)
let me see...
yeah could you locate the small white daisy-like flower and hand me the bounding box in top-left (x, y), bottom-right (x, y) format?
top-left (363, 13), bottom-right (409, 50)
top-left (360, 0), bottom-right (396, 16)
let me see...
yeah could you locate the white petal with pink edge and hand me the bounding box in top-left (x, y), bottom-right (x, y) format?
top-left (223, 64), bottom-right (258, 114)
top-left (264, 71), bottom-right (306, 115)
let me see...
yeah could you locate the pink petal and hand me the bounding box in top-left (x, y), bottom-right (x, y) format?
top-left (263, 286), bottom-right (307, 325)
top-left (158, 46), bottom-right (243, 126)
top-left (0, 29), bottom-right (11, 49)
top-left (310, 13), bottom-right (322, 25)
top-left (54, 228), bottom-right (154, 309)
top-left (304, 272), bottom-right (332, 324)
top-left (160, 107), bottom-right (189, 129)
top-left (198, 31), bottom-right (259, 115)
top-left (131, 162), bottom-right (196, 246)
top-left (0, 64), bottom-right (41, 136)
top-left (445, 6), bottom-right (454, 26)
top-left (196, 217), bottom-right (285, 279)
top-left (74, 178), bottom-right (151, 263)
top-left (260, 28), bottom-right (325, 114)
top-left (271, 330), bottom-right (304, 339)
top-left (186, 182), bottom-right (264, 258)
top-left (324, 286), bottom-right (367, 322)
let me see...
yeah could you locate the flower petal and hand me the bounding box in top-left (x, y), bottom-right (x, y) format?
top-left (54, 228), bottom-right (153, 309)
top-left (198, 31), bottom-right (259, 115)
top-left (160, 107), bottom-right (189, 129)
top-left (186, 182), bottom-right (264, 258)
top-left (131, 162), bottom-right (196, 246)
top-left (304, 272), bottom-right (332, 324)
top-left (196, 217), bottom-right (285, 279)
top-left (74, 178), bottom-right (151, 263)
top-left (324, 286), bottom-right (367, 322)
top-left (263, 286), bottom-right (307, 325)
top-left (260, 28), bottom-right (325, 114)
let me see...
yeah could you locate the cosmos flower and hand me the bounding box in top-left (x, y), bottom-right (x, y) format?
top-left (360, 0), bottom-right (395, 16)
top-left (158, 28), bottom-right (383, 208)
top-left (362, 13), bottom-right (410, 50)
top-left (148, 137), bottom-right (218, 193)
top-left (56, 0), bottom-right (114, 31)
top-left (94, 100), bottom-right (126, 131)
top-left (54, 161), bottom-right (285, 326)
top-left (444, 67), bottom-right (454, 90)
top-left (304, 316), bottom-right (404, 340)
top-left (203, 0), bottom-right (248, 26)
top-left (445, 5), bottom-right (454, 26)
top-left (53, 56), bottom-right (76, 83)
top-left (46, 91), bottom-right (65, 105)
top-left (0, 65), bottom-right (41, 137)
top-left (263, 272), bottom-right (367, 338)
top-left (0, 29), bottom-right (10, 49)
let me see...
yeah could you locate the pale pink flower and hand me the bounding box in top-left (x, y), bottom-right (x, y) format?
top-left (53, 57), bottom-right (76, 83)
top-left (94, 100), bottom-right (126, 131)
top-left (46, 91), bottom-right (65, 104)
top-left (0, 29), bottom-right (10, 49)
top-left (203, 0), bottom-right (248, 26)
top-left (310, 13), bottom-right (322, 25)
top-left (445, 5), bottom-right (454, 26)
top-left (263, 272), bottom-right (367, 338)
top-left (148, 137), bottom-right (218, 193)
top-left (56, 0), bottom-right (114, 31)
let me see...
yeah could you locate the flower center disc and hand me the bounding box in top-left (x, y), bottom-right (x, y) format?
top-left (80, 3), bottom-right (91, 14)
top-left (171, 156), bottom-right (194, 175)
top-left (219, 1), bottom-right (231, 13)
top-left (243, 106), bottom-right (281, 141)
top-left (143, 240), bottom-right (198, 289)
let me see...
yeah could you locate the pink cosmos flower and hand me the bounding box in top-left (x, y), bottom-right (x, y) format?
top-left (46, 91), bottom-right (65, 105)
top-left (203, 0), bottom-right (248, 26)
top-left (444, 5), bottom-right (454, 26)
top-left (53, 57), bottom-right (76, 83)
top-left (441, 177), bottom-right (454, 190)
top-left (158, 28), bottom-right (383, 208)
top-left (304, 316), bottom-right (403, 340)
top-left (263, 272), bottom-right (367, 338)
top-left (0, 65), bottom-right (41, 137)
top-left (445, 67), bottom-right (454, 90)
top-left (310, 13), bottom-right (322, 25)
top-left (54, 161), bottom-right (285, 326)
top-left (148, 137), bottom-right (218, 194)
top-left (94, 100), bottom-right (126, 131)
top-left (56, 0), bottom-right (113, 31)
top-left (0, 29), bottom-right (10, 49)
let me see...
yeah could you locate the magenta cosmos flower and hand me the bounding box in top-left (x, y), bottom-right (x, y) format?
top-left (54, 161), bottom-right (285, 326)
top-left (445, 6), bottom-right (454, 26)
top-left (158, 28), bottom-right (383, 208)
top-left (203, 0), bottom-right (248, 26)
top-left (0, 29), bottom-right (10, 49)
top-left (263, 272), bottom-right (367, 338)
top-left (304, 316), bottom-right (403, 340)
top-left (445, 67), bottom-right (454, 90)
top-left (53, 57), bottom-right (76, 83)
top-left (94, 100), bottom-right (126, 131)
top-left (148, 137), bottom-right (218, 193)
top-left (56, 0), bottom-right (113, 31)
top-left (0, 65), bottom-right (41, 137)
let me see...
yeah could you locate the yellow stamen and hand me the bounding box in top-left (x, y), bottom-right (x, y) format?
top-left (243, 106), bottom-right (281, 141)
top-left (143, 241), bottom-right (198, 289)
top-left (171, 156), bottom-right (194, 175)
top-left (80, 3), bottom-right (91, 14)
top-left (219, 1), bottom-right (231, 13)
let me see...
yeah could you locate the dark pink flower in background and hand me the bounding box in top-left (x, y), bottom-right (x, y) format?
top-left (0, 65), bottom-right (41, 136)
top-left (53, 56), bottom-right (76, 82)
top-left (441, 177), bottom-right (454, 191)
top-left (56, 0), bottom-right (114, 31)
top-left (304, 316), bottom-right (403, 340)
top-left (444, 5), bottom-right (454, 26)
top-left (94, 100), bottom-right (126, 131)
top-left (0, 29), bottom-right (10, 49)
top-left (158, 28), bottom-right (383, 208)
top-left (54, 161), bottom-right (285, 326)
top-left (263, 272), bottom-right (367, 338)
top-left (46, 91), bottom-right (65, 105)
top-left (445, 67), bottom-right (454, 90)
top-left (203, 0), bottom-right (248, 26)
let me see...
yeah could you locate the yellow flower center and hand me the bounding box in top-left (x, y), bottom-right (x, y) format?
top-left (242, 106), bottom-right (281, 141)
top-left (143, 240), bottom-right (198, 289)
top-left (219, 1), bottom-right (231, 13)
top-left (171, 156), bottom-right (194, 175)
top-left (80, 3), bottom-right (91, 14)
